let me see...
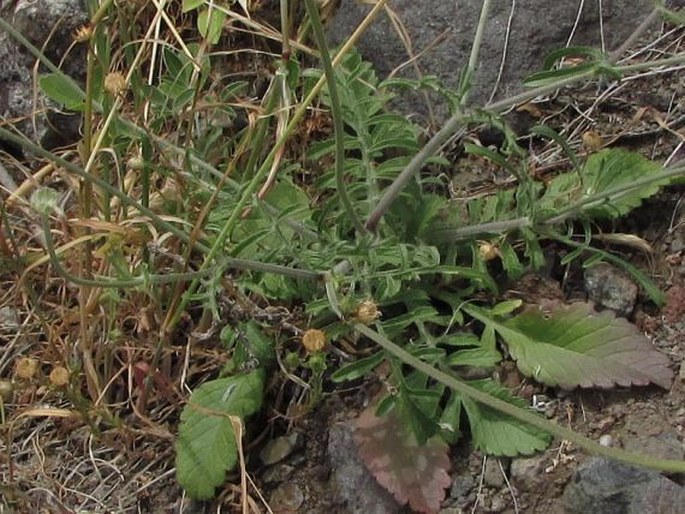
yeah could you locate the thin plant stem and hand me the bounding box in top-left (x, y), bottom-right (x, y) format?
top-left (303, 0), bottom-right (364, 233)
top-left (0, 128), bottom-right (323, 284)
top-left (0, 127), bottom-right (205, 247)
top-left (365, 71), bottom-right (595, 232)
top-left (434, 217), bottom-right (532, 241)
top-left (161, 82), bottom-right (283, 330)
top-left (38, 213), bottom-right (320, 288)
top-left (160, 1), bottom-right (390, 330)
top-left (39, 215), bottom-right (217, 287)
top-left (354, 321), bottom-right (685, 473)
top-left (462, 0), bottom-right (493, 106)
top-left (364, 4), bottom-right (678, 232)
top-left (78, 34), bottom-right (98, 401)
top-left (434, 163), bottom-right (685, 241)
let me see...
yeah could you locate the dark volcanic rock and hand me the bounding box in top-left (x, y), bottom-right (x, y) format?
top-left (584, 262), bottom-right (638, 317)
top-left (329, 1), bottom-right (656, 123)
top-left (327, 420), bottom-right (399, 513)
top-left (561, 457), bottom-right (685, 514)
top-left (0, 0), bottom-right (87, 154)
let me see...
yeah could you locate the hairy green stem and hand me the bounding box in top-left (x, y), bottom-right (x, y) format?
top-left (462, 0), bottom-right (492, 106)
top-left (435, 218), bottom-right (532, 241)
top-left (0, 129), bottom-right (322, 283)
top-left (40, 215), bottom-right (216, 287)
top-left (608, 53), bottom-right (685, 74)
top-left (364, 5), bottom-right (679, 232)
top-left (303, 0), bottom-right (364, 233)
top-left (544, 164), bottom-right (685, 225)
top-left (434, 163), bottom-right (685, 241)
top-left (354, 322), bottom-right (685, 473)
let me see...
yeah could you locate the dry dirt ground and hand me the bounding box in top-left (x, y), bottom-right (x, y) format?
top-left (1, 19), bottom-right (684, 514)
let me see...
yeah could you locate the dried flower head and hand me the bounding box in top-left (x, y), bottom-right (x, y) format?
top-left (73, 25), bottom-right (93, 43)
top-left (582, 130), bottom-right (603, 152)
top-left (356, 300), bottom-right (381, 325)
top-left (104, 72), bottom-right (127, 97)
top-left (478, 241), bottom-right (500, 261)
top-left (0, 380), bottom-right (14, 401)
top-left (127, 154), bottom-right (145, 171)
top-left (15, 357), bottom-right (39, 380)
top-left (301, 328), bottom-right (326, 353)
top-left (49, 366), bottom-right (70, 387)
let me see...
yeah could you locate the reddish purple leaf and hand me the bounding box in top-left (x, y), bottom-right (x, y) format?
top-left (354, 403), bottom-right (451, 513)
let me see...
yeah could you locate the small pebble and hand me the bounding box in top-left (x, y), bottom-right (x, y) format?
top-left (483, 458), bottom-right (506, 488)
top-left (489, 494), bottom-right (507, 512)
top-left (259, 433), bottom-right (301, 466)
top-left (584, 263), bottom-right (638, 317)
top-left (599, 434), bottom-right (613, 447)
top-left (261, 463), bottom-right (295, 484)
top-left (269, 482), bottom-right (305, 511)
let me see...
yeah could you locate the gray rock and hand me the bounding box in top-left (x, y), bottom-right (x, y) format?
top-left (598, 434), bottom-right (614, 447)
top-left (624, 433), bottom-right (684, 463)
top-left (670, 214), bottom-right (685, 253)
top-left (449, 473), bottom-right (476, 508)
top-left (261, 463), bottom-right (295, 484)
top-left (259, 432), bottom-right (302, 466)
top-left (438, 508), bottom-right (463, 514)
top-left (0, 0), bottom-right (87, 154)
top-left (584, 262), bottom-right (638, 317)
top-left (670, 230), bottom-right (684, 254)
top-left (329, 1), bottom-right (655, 123)
top-left (488, 493), bottom-right (507, 513)
top-left (509, 454), bottom-right (547, 491)
top-left (12, 0), bottom-right (88, 78)
top-left (327, 420), bottom-right (399, 513)
top-left (561, 457), bottom-right (685, 514)
top-left (483, 457), bottom-right (506, 488)
top-left (269, 482), bottom-right (305, 512)
top-left (450, 473), bottom-right (475, 497)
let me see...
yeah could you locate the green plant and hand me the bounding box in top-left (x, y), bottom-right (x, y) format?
top-left (1, 0), bottom-right (685, 511)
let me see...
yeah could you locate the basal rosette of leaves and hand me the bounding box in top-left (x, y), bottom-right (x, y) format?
top-left (9, 0), bottom-right (685, 509)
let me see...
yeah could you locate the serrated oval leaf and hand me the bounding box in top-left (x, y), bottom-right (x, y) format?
top-left (491, 299), bottom-right (523, 316)
top-left (182, 0), bottom-right (204, 12)
top-left (499, 303), bottom-right (673, 389)
top-left (175, 370), bottom-right (264, 499)
top-left (581, 149), bottom-right (667, 218)
top-left (355, 404), bottom-right (451, 513)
